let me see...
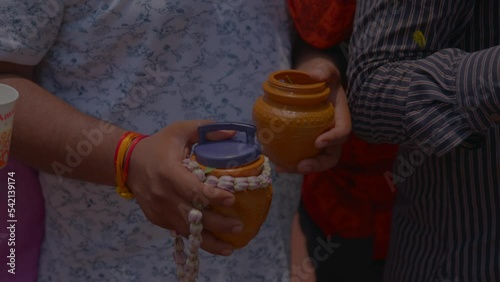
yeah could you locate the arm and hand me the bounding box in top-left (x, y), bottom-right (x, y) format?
top-left (2, 66), bottom-right (122, 185)
top-left (1, 63), bottom-right (239, 255)
top-left (348, 0), bottom-right (500, 156)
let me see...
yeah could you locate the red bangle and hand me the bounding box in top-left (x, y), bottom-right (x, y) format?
top-left (123, 134), bottom-right (149, 182)
top-left (114, 131), bottom-right (132, 173)
top-left (114, 131), bottom-right (142, 199)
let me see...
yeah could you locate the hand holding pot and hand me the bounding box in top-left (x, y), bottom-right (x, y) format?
top-left (126, 120), bottom-right (242, 256)
top-left (252, 60), bottom-right (351, 173)
top-left (294, 57), bottom-right (352, 173)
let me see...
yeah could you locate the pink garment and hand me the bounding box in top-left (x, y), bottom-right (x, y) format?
top-left (0, 157), bottom-right (44, 282)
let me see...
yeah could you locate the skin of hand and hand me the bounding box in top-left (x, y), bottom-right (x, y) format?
top-left (291, 56), bottom-right (352, 173)
top-left (126, 120), bottom-right (243, 256)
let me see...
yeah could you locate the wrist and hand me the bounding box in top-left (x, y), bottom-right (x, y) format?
top-left (114, 131), bottom-right (149, 199)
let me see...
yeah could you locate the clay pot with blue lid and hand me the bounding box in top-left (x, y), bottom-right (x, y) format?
top-left (189, 122), bottom-right (273, 249)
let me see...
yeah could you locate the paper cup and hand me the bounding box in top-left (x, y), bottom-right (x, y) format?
top-left (0, 84), bottom-right (19, 169)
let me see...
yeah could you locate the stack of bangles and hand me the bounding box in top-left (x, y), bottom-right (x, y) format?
top-left (114, 131), bottom-right (149, 199)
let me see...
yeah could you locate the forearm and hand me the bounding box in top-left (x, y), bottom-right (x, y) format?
top-left (2, 75), bottom-right (126, 185)
top-left (348, 0), bottom-right (500, 156)
top-left (455, 46), bottom-right (500, 130)
top-left (349, 47), bottom-right (500, 155)
top-left (347, 50), bottom-right (455, 147)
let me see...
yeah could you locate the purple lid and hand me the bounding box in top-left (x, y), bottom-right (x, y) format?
top-left (194, 123), bottom-right (261, 169)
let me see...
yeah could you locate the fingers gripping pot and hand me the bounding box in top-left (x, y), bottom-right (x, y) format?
top-left (252, 70), bottom-right (335, 171)
top-left (186, 122), bottom-right (273, 249)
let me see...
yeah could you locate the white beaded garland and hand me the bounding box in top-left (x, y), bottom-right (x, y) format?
top-left (182, 157), bottom-right (272, 192)
top-left (173, 156), bottom-right (272, 281)
top-left (172, 209), bottom-right (203, 282)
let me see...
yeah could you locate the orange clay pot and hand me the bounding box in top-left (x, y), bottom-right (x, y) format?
top-left (191, 123), bottom-right (272, 249)
top-left (252, 70), bottom-right (335, 171)
top-left (192, 155), bottom-right (272, 249)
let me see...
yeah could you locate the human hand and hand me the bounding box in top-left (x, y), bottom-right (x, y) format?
top-left (126, 120), bottom-right (242, 256)
top-left (292, 57), bottom-right (352, 173)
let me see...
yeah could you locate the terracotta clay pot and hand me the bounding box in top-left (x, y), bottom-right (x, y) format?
top-left (191, 123), bottom-right (272, 249)
top-left (252, 70), bottom-right (335, 171)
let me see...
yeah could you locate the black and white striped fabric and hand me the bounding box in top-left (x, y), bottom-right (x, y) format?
top-left (348, 1), bottom-right (500, 281)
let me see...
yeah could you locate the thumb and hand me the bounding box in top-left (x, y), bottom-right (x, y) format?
top-left (307, 65), bottom-right (331, 82)
top-left (309, 63), bottom-right (341, 84)
top-left (180, 120), bottom-right (236, 143)
top-left (205, 129), bottom-right (236, 142)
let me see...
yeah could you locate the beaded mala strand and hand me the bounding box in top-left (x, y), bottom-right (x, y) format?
top-left (171, 209), bottom-right (203, 282)
top-left (182, 157), bottom-right (272, 192)
top-left (173, 157), bottom-right (271, 282)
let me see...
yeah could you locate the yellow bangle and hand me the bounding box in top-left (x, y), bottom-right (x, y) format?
top-left (114, 131), bottom-right (142, 199)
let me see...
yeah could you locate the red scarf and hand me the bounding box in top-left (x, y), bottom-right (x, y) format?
top-left (288, 0), bottom-right (356, 48)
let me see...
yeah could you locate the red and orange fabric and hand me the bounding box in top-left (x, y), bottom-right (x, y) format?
top-left (301, 134), bottom-right (398, 260)
top-left (289, 0), bottom-right (399, 260)
top-left (288, 0), bottom-right (356, 48)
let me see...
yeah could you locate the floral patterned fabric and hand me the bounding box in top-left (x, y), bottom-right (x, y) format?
top-left (0, 1), bottom-right (302, 281)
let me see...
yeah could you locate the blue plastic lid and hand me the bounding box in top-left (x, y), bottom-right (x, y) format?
top-left (193, 123), bottom-right (261, 169)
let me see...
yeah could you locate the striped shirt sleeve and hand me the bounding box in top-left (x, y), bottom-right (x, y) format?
top-left (347, 0), bottom-right (500, 156)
